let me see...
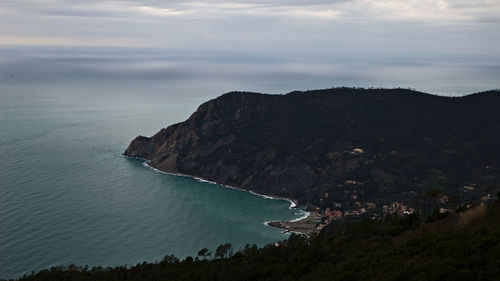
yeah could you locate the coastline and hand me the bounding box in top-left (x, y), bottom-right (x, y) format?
top-left (123, 155), bottom-right (307, 229)
top-left (265, 211), bottom-right (319, 236)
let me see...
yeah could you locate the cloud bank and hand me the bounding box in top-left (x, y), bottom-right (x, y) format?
top-left (0, 0), bottom-right (499, 57)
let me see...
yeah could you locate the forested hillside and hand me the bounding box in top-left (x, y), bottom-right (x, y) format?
top-left (125, 88), bottom-right (500, 214)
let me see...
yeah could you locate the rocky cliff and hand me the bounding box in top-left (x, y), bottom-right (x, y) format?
top-left (125, 88), bottom-right (500, 207)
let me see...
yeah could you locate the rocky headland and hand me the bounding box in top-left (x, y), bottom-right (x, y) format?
top-left (125, 88), bottom-right (500, 217)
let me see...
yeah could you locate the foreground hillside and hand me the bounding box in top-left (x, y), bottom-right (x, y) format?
top-left (125, 88), bottom-right (500, 214)
top-left (14, 199), bottom-right (500, 281)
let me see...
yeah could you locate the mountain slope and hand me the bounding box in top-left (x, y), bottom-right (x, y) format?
top-left (124, 88), bottom-right (500, 207)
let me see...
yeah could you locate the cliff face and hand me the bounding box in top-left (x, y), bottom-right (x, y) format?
top-left (125, 92), bottom-right (317, 197)
top-left (125, 88), bottom-right (500, 205)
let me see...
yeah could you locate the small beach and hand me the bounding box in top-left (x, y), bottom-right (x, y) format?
top-left (267, 211), bottom-right (320, 236)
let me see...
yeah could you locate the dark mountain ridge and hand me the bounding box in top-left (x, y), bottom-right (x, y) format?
top-left (124, 88), bottom-right (500, 209)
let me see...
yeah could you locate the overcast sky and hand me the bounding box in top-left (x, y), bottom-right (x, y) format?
top-left (1, 0), bottom-right (499, 58)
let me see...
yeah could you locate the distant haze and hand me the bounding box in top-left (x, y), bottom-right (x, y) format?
top-left (0, 46), bottom-right (498, 98)
top-left (0, 0), bottom-right (499, 96)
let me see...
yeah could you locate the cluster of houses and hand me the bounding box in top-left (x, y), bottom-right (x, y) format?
top-left (318, 201), bottom-right (417, 223)
top-left (315, 188), bottom-right (498, 231)
top-left (312, 200), bottom-right (421, 231)
top-left (314, 150), bottom-right (498, 231)
top-left (381, 202), bottom-right (416, 216)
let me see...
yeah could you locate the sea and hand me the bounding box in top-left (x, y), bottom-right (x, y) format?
top-left (0, 46), bottom-right (499, 279)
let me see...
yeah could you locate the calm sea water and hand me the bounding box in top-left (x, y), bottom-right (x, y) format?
top-left (0, 92), bottom-right (303, 279)
top-left (1, 46), bottom-right (498, 279)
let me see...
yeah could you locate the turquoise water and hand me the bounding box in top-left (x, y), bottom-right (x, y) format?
top-left (0, 92), bottom-right (302, 279)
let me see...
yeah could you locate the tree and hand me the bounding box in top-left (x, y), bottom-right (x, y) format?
top-left (197, 248), bottom-right (211, 260)
top-left (425, 188), bottom-right (443, 210)
top-left (425, 188), bottom-right (444, 222)
top-left (215, 243), bottom-right (233, 259)
top-left (162, 254), bottom-right (179, 263)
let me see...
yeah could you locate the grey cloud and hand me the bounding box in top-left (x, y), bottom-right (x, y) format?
top-left (0, 0), bottom-right (499, 62)
top-left (36, 9), bottom-right (125, 18)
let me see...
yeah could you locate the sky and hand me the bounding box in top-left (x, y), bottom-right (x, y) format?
top-left (0, 0), bottom-right (499, 96)
top-left (1, 0), bottom-right (499, 56)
